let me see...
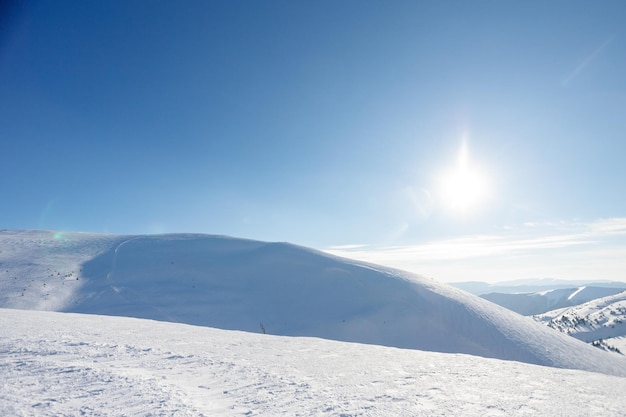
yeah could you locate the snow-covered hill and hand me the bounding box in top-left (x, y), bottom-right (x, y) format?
top-left (481, 286), bottom-right (626, 316)
top-left (533, 291), bottom-right (626, 355)
top-left (2, 229), bottom-right (626, 376)
top-left (2, 308), bottom-right (626, 417)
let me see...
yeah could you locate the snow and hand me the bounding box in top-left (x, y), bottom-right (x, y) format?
top-left (452, 279), bottom-right (626, 296)
top-left (606, 336), bottom-right (626, 353)
top-left (2, 229), bottom-right (626, 377)
top-left (481, 286), bottom-right (626, 316)
top-left (567, 286), bottom-right (586, 301)
top-left (2, 308), bottom-right (626, 417)
top-left (534, 290), bottom-right (626, 352)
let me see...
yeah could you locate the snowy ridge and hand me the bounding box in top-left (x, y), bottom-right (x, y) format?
top-left (480, 286), bottom-right (626, 316)
top-left (2, 308), bottom-right (626, 417)
top-left (452, 279), bottom-right (626, 296)
top-left (2, 230), bottom-right (626, 376)
top-left (534, 291), bottom-right (626, 354)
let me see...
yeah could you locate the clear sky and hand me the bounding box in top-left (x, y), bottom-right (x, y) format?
top-left (2, 1), bottom-right (625, 282)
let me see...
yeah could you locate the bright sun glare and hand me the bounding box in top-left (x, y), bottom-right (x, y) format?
top-left (439, 143), bottom-right (490, 214)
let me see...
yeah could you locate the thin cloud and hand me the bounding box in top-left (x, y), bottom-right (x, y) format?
top-left (327, 244), bottom-right (368, 250)
top-left (588, 217), bottom-right (626, 235)
top-left (562, 35), bottom-right (615, 86)
top-left (327, 233), bottom-right (592, 263)
top-left (324, 218), bottom-right (626, 279)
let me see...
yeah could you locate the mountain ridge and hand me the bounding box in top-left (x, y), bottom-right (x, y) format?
top-left (452, 279), bottom-right (626, 296)
top-left (481, 286), bottom-right (626, 316)
top-left (533, 290), bottom-right (626, 354)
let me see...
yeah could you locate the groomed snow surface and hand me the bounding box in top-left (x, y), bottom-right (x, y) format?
top-left (3, 309), bottom-right (626, 417)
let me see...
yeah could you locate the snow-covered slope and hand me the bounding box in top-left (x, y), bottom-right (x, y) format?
top-left (534, 291), bottom-right (626, 355)
top-left (2, 229), bottom-right (626, 376)
top-left (2, 309), bottom-right (626, 417)
top-left (482, 286), bottom-right (626, 316)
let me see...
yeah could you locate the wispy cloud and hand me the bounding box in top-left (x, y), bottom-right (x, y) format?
top-left (588, 217), bottom-right (626, 235)
top-left (328, 244), bottom-right (368, 250)
top-left (562, 35), bottom-right (615, 86)
top-left (325, 218), bottom-right (626, 282)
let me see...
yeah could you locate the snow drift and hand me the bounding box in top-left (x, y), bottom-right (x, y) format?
top-left (2, 229), bottom-right (626, 376)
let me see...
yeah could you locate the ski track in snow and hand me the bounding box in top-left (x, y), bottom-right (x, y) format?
top-left (2, 309), bottom-right (626, 417)
top-left (107, 236), bottom-right (144, 284)
top-left (567, 286), bottom-right (586, 301)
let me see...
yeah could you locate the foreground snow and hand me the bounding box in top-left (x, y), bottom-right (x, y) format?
top-left (2, 309), bottom-right (626, 417)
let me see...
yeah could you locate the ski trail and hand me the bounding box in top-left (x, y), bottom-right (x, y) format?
top-left (105, 236), bottom-right (177, 322)
top-left (107, 236), bottom-right (143, 286)
top-left (568, 286), bottom-right (586, 301)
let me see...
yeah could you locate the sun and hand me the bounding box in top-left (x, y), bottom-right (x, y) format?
top-left (439, 143), bottom-right (490, 213)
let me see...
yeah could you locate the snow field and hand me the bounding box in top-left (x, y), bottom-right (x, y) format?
top-left (2, 309), bottom-right (626, 417)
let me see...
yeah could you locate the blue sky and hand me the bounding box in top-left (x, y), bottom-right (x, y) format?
top-left (2, 1), bottom-right (625, 282)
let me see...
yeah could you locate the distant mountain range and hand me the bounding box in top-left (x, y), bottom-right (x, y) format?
top-left (2, 229), bottom-right (626, 377)
top-left (451, 279), bottom-right (626, 296)
top-left (479, 286), bottom-right (626, 316)
top-left (450, 279), bottom-right (626, 317)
